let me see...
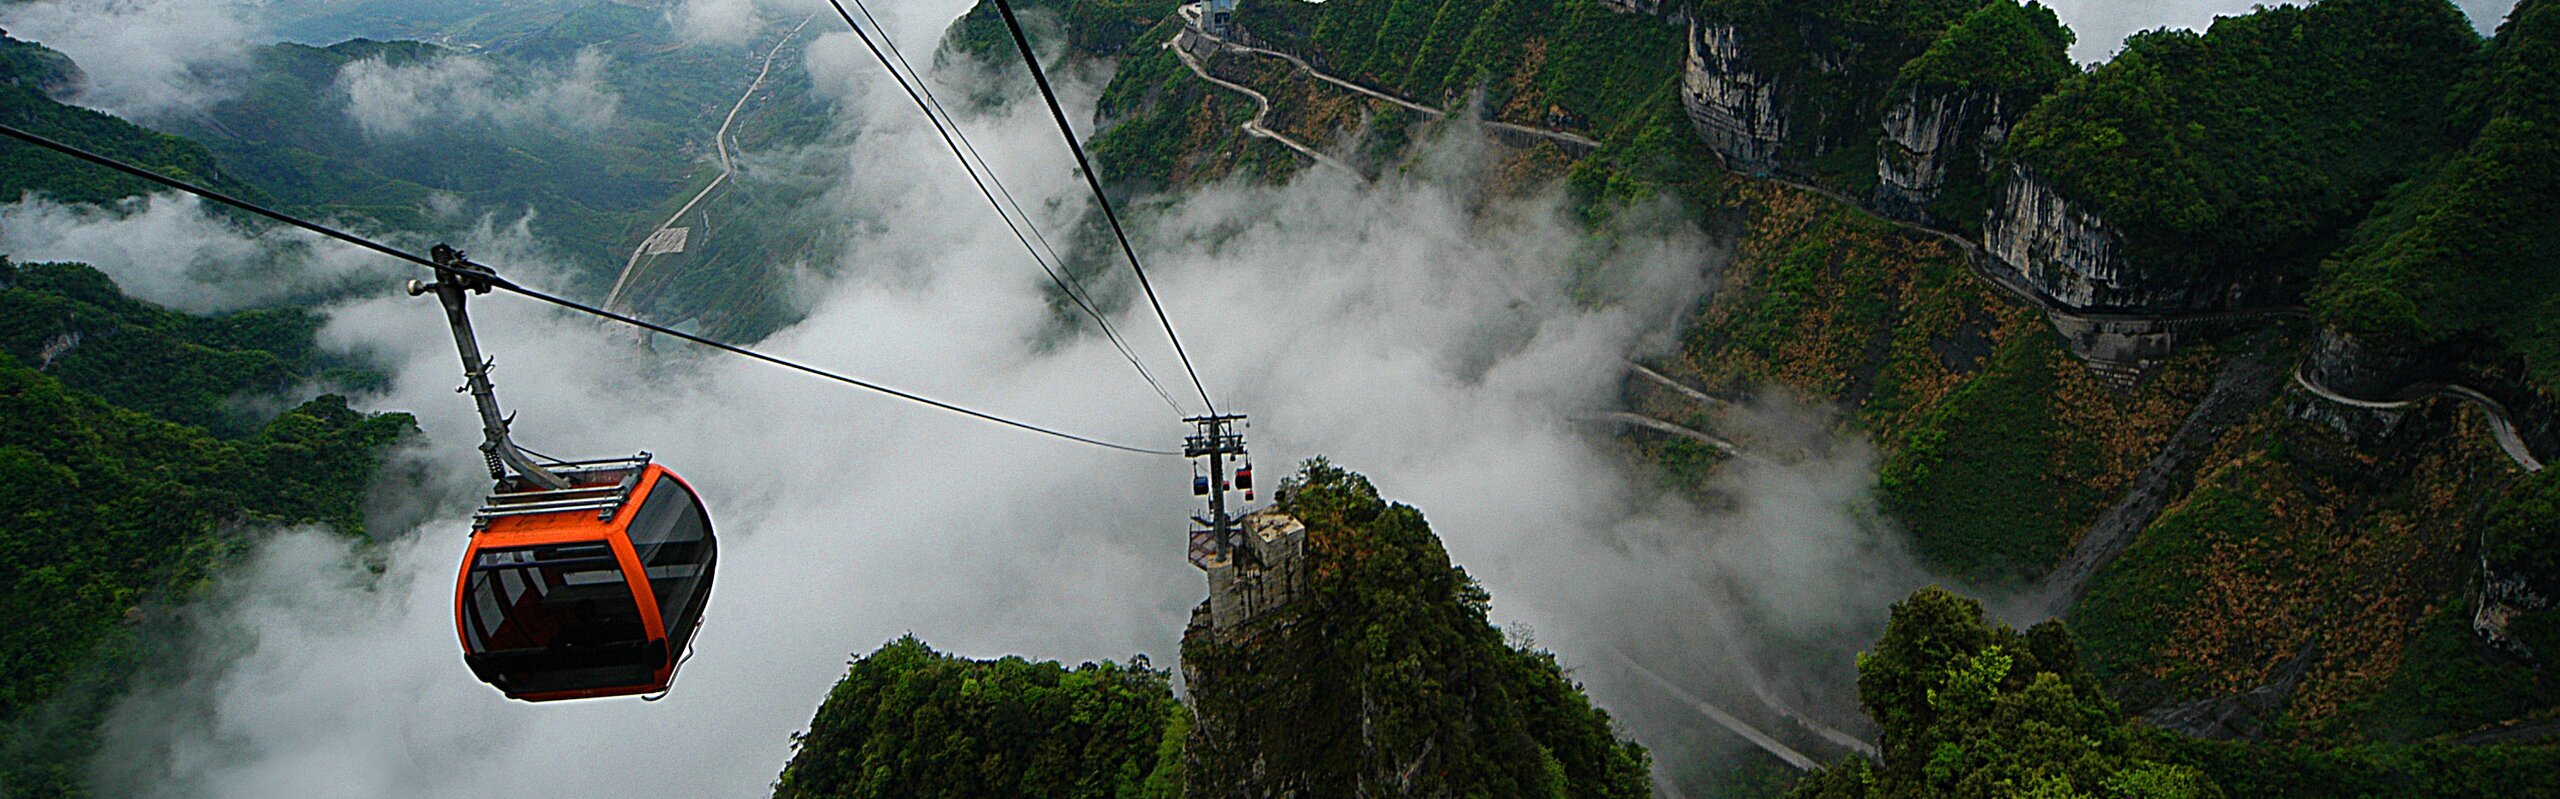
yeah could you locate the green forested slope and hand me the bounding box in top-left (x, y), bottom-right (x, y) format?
top-left (1793, 588), bottom-right (2560, 799)
top-left (2004, 0), bottom-right (2480, 284)
top-left (0, 262), bottom-right (413, 798)
top-left (1238, 0), bottom-right (1684, 135)
top-left (773, 636), bottom-right (1186, 799)
top-left (2312, 0), bottom-right (2560, 391)
top-left (0, 260), bottom-right (375, 434)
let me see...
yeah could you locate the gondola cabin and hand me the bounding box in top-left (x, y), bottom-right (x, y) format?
top-left (453, 455), bottom-right (716, 702)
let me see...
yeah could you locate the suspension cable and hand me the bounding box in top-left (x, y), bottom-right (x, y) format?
top-left (987, 0), bottom-right (1218, 417)
top-left (0, 121), bottom-right (1179, 457)
top-left (825, 0), bottom-right (1186, 415)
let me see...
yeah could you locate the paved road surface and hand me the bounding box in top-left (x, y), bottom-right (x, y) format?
top-left (604, 14), bottom-right (816, 313)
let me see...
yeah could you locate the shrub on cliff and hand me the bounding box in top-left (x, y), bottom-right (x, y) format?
top-left (1892, 1), bottom-right (2075, 100)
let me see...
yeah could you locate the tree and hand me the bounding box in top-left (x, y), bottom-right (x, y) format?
top-left (1793, 587), bottom-right (2221, 798)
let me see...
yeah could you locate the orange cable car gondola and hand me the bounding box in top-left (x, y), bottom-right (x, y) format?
top-left (416, 246), bottom-right (717, 702)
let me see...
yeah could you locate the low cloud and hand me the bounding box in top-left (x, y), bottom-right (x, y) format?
top-left (338, 49), bottom-right (620, 139)
top-left (0, 0), bottom-right (265, 120)
top-left (0, 193), bottom-right (403, 313)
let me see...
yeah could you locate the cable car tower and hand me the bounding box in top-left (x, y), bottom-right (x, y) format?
top-left (1184, 413), bottom-right (1253, 569)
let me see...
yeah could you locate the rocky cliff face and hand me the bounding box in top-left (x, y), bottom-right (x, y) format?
top-left (1681, 21), bottom-right (1787, 175)
top-left (1180, 464), bottom-right (1651, 799)
top-left (1982, 166), bottom-right (2129, 309)
top-left (2304, 327), bottom-right (2434, 401)
top-left (1873, 86), bottom-right (2007, 226)
top-left (1983, 166), bottom-right (2284, 313)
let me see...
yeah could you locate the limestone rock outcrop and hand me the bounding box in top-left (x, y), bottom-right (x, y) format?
top-left (1681, 21), bottom-right (1787, 175)
top-left (1982, 166), bottom-right (2129, 309)
top-left (1982, 166), bottom-right (2282, 314)
top-left (1874, 87), bottom-right (2010, 227)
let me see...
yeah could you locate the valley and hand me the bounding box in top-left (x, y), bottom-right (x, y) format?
top-left (0, 1), bottom-right (2554, 797)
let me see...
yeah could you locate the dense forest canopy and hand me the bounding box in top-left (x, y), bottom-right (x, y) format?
top-left (1891, 1), bottom-right (2075, 98)
top-left (2311, 0), bottom-right (2560, 389)
top-left (2004, 0), bottom-right (2481, 283)
top-left (0, 260), bottom-right (413, 796)
top-left (1788, 587), bottom-right (2221, 799)
top-left (772, 636), bottom-right (1187, 799)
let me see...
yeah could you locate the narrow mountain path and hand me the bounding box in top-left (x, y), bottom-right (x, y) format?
top-left (1166, 28), bottom-right (1361, 177)
top-left (1200, 22), bottom-right (1601, 150)
top-left (2292, 367), bottom-right (2544, 472)
top-left (1599, 647), bottom-right (1820, 770)
top-left (605, 13), bottom-right (815, 313)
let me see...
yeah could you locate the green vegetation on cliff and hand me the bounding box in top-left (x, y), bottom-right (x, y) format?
top-left (1887, 0), bottom-right (2076, 233)
top-left (1790, 587), bottom-right (2221, 798)
top-left (1799, 587), bottom-right (2560, 798)
top-left (1697, 0), bottom-right (1982, 185)
top-left (1892, 1), bottom-right (2075, 99)
top-left (1183, 461), bottom-right (1651, 798)
top-left (0, 261), bottom-right (414, 798)
top-left (773, 636), bottom-right (1186, 799)
top-left (2311, 0), bottom-right (2560, 390)
top-left (0, 260), bottom-right (373, 434)
top-left (2005, 0), bottom-right (2479, 281)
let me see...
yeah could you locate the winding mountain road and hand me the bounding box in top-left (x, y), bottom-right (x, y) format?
top-left (603, 14), bottom-right (815, 313)
top-left (1166, 5), bottom-right (1599, 175)
top-left (1166, 26), bottom-right (1360, 177)
top-left (1196, 18), bottom-right (1601, 151)
top-left (2292, 367), bottom-right (2544, 472)
top-left (1584, 412), bottom-right (1756, 462)
top-left (1600, 647), bottom-right (1820, 770)
top-left (1627, 360), bottom-right (1737, 411)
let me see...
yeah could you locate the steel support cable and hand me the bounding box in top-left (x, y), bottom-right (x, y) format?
top-left (843, 0), bottom-right (1087, 321)
top-left (0, 121), bottom-right (1180, 457)
top-left (823, 0), bottom-right (1186, 416)
top-left (987, 0), bottom-right (1217, 417)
